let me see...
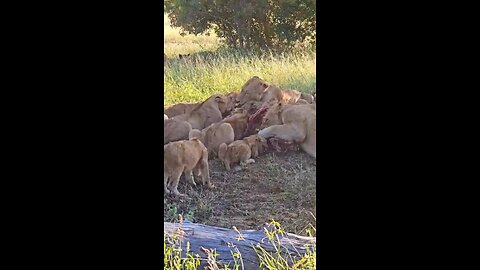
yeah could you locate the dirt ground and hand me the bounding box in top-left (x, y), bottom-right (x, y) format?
top-left (164, 150), bottom-right (317, 237)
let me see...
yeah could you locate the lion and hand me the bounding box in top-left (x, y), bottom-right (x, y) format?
top-left (236, 76), bottom-right (270, 106)
top-left (240, 100), bottom-right (264, 115)
top-left (164, 118), bottom-right (192, 145)
top-left (220, 108), bottom-right (250, 140)
top-left (300, 93), bottom-right (315, 104)
top-left (164, 103), bottom-right (199, 118)
top-left (164, 138), bottom-right (213, 197)
top-left (179, 53), bottom-right (191, 59)
top-left (261, 85), bottom-right (315, 105)
top-left (218, 141), bottom-right (254, 171)
top-left (188, 122), bottom-right (235, 157)
top-left (260, 85), bottom-right (303, 104)
top-left (217, 135), bottom-right (267, 171)
top-left (236, 79), bottom-right (313, 108)
top-left (172, 94), bottom-right (232, 130)
top-left (242, 134), bottom-right (268, 158)
top-left (224, 91), bottom-right (239, 117)
top-left (258, 102), bottom-right (316, 159)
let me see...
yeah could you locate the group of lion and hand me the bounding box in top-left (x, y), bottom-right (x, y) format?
top-left (164, 76), bottom-right (316, 197)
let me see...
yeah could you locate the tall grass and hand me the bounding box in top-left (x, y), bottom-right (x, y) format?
top-left (164, 14), bottom-right (316, 107)
top-left (164, 220), bottom-right (316, 270)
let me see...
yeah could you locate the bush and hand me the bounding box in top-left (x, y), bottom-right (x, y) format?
top-left (164, 0), bottom-right (316, 51)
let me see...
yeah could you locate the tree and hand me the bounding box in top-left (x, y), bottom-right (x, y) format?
top-left (164, 0), bottom-right (316, 51)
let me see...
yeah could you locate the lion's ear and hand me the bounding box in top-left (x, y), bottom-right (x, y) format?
top-left (215, 96), bottom-right (222, 102)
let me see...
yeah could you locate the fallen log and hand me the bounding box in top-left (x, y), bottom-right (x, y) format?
top-left (164, 221), bottom-right (316, 269)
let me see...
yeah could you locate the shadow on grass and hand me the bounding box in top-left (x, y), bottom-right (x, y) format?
top-left (169, 46), bottom-right (316, 63)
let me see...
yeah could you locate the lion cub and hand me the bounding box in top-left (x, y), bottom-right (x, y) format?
top-left (188, 122), bottom-right (235, 157)
top-left (220, 108), bottom-right (250, 140)
top-left (218, 135), bottom-right (268, 171)
top-left (164, 118), bottom-right (192, 145)
top-left (164, 138), bottom-right (213, 197)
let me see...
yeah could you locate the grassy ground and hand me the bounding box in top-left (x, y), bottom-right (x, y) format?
top-left (164, 13), bottom-right (316, 240)
top-left (164, 14), bottom-right (316, 106)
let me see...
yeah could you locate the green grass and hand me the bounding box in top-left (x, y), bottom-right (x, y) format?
top-left (164, 14), bottom-right (316, 107)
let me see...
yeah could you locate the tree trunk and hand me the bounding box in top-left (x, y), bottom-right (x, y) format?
top-left (164, 221), bottom-right (316, 269)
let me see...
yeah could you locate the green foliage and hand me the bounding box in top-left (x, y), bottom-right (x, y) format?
top-left (164, 0), bottom-right (316, 51)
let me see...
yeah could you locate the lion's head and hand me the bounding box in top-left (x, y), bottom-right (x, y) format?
top-left (260, 102), bottom-right (284, 129)
top-left (211, 94), bottom-right (231, 115)
top-left (236, 76), bottom-right (269, 106)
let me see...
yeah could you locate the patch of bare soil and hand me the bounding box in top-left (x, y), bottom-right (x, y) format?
top-left (164, 150), bottom-right (317, 236)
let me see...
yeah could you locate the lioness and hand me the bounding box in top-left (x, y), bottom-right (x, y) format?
top-left (188, 122), bottom-right (235, 157)
top-left (260, 85), bottom-right (304, 104)
top-left (164, 118), bottom-right (192, 145)
top-left (237, 79), bottom-right (313, 108)
top-left (164, 103), bottom-right (199, 118)
top-left (172, 94), bottom-right (231, 130)
top-left (258, 102), bottom-right (316, 159)
top-left (236, 76), bottom-right (270, 106)
top-left (164, 138), bottom-right (213, 197)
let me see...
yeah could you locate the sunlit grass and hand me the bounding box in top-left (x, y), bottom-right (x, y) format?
top-left (164, 220), bottom-right (316, 270)
top-left (164, 14), bottom-right (316, 107)
top-left (164, 14), bottom-right (220, 57)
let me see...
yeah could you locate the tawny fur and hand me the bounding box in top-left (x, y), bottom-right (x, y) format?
top-left (220, 108), bottom-right (250, 140)
top-left (258, 102), bottom-right (316, 159)
top-left (164, 138), bottom-right (213, 197)
top-left (236, 79), bottom-right (314, 108)
top-left (217, 135), bottom-right (267, 171)
top-left (164, 103), bottom-right (199, 118)
top-left (164, 118), bottom-right (192, 145)
top-left (261, 85), bottom-right (303, 104)
top-left (236, 76), bottom-right (270, 106)
top-left (223, 91), bottom-right (239, 117)
top-left (188, 122), bottom-right (235, 157)
top-left (242, 135), bottom-right (268, 158)
top-left (240, 100), bottom-right (264, 115)
top-left (172, 94), bottom-right (232, 130)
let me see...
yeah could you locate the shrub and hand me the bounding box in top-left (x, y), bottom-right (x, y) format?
top-left (164, 0), bottom-right (316, 51)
